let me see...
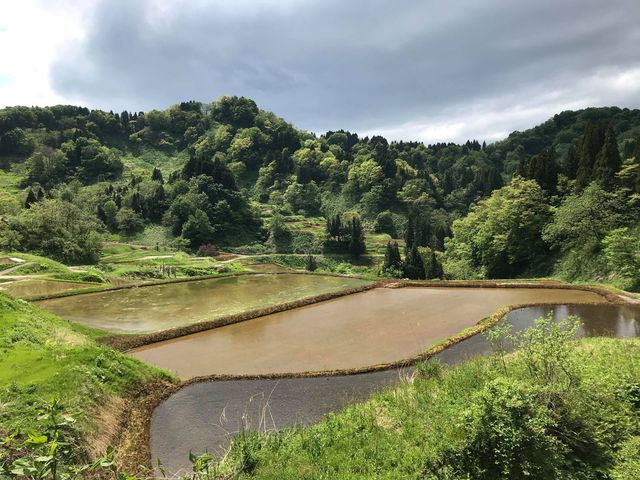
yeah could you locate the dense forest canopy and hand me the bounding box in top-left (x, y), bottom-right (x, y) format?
top-left (1, 97), bottom-right (639, 287)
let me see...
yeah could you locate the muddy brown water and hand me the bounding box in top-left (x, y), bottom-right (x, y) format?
top-left (151, 302), bottom-right (640, 475)
top-left (37, 274), bottom-right (368, 333)
top-left (131, 287), bottom-right (602, 378)
top-left (0, 279), bottom-right (91, 298)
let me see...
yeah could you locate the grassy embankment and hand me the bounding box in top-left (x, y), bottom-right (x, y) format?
top-left (99, 243), bottom-right (245, 281)
top-left (213, 331), bottom-right (640, 479)
top-left (0, 252), bottom-right (106, 284)
top-left (0, 292), bottom-right (174, 470)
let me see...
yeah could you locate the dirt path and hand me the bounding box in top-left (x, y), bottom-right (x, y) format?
top-left (0, 262), bottom-right (32, 276)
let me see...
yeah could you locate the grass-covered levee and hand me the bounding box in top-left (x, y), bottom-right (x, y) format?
top-left (210, 316), bottom-right (640, 480)
top-left (0, 292), bottom-right (175, 478)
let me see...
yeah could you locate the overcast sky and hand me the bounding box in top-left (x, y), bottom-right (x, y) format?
top-left (1, 0), bottom-right (639, 143)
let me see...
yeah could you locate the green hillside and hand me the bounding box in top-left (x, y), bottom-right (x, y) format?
top-left (1, 100), bottom-right (639, 287)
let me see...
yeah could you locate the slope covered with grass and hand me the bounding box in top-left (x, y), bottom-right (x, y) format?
top-left (0, 292), bottom-right (173, 469)
top-left (216, 323), bottom-right (640, 479)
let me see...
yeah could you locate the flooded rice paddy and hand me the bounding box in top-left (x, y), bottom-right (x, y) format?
top-left (0, 279), bottom-right (91, 298)
top-left (37, 274), bottom-right (368, 333)
top-left (151, 302), bottom-right (640, 474)
top-left (132, 287), bottom-right (602, 378)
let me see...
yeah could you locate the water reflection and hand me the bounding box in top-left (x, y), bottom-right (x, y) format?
top-left (38, 274), bottom-right (369, 333)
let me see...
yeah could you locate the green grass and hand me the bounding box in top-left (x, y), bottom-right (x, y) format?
top-left (0, 292), bottom-right (173, 438)
top-left (0, 252), bottom-right (106, 284)
top-left (216, 336), bottom-right (640, 479)
top-left (0, 252), bottom-right (73, 275)
top-left (113, 225), bottom-right (175, 247)
top-left (250, 253), bottom-right (380, 278)
top-left (119, 147), bottom-right (188, 178)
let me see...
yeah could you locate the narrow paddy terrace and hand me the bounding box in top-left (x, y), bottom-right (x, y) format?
top-left (131, 286), bottom-right (604, 378)
top-left (37, 273), bottom-right (369, 333)
top-left (0, 279), bottom-right (96, 298)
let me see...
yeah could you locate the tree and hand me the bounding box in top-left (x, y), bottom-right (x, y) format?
top-left (210, 96), bottom-right (259, 128)
top-left (542, 182), bottom-right (626, 248)
top-left (284, 181), bottom-right (321, 214)
top-left (151, 167), bottom-right (164, 183)
top-left (2, 199), bottom-right (103, 263)
top-left (268, 214), bottom-right (292, 253)
top-left (25, 148), bottom-right (68, 188)
top-left (404, 218), bottom-right (415, 252)
top-left (413, 217), bottom-right (433, 248)
top-left (563, 144), bottom-right (579, 179)
top-left (24, 189), bottom-right (38, 208)
top-left (443, 177), bottom-right (552, 278)
top-left (305, 254), bottom-right (318, 272)
top-left (347, 215), bottom-right (366, 258)
top-left (181, 209), bottom-right (215, 249)
top-left (576, 123), bottom-right (605, 190)
top-left (425, 250), bottom-right (444, 279)
top-left (102, 200), bottom-right (118, 231)
top-left (374, 210), bottom-right (397, 238)
top-left (517, 148), bottom-right (558, 193)
top-left (383, 241), bottom-right (403, 274)
top-left (326, 215), bottom-right (342, 240)
top-left (116, 207), bottom-right (145, 235)
top-left (602, 227), bottom-right (640, 290)
top-left (403, 244), bottom-right (426, 279)
top-left (592, 124), bottom-right (621, 190)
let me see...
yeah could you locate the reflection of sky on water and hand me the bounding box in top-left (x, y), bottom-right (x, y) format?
top-left (437, 304), bottom-right (640, 366)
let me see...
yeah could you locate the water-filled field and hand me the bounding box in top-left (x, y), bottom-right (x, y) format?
top-left (151, 302), bottom-right (640, 475)
top-left (131, 287), bottom-right (603, 378)
top-left (38, 274), bottom-right (369, 333)
top-left (0, 279), bottom-right (91, 298)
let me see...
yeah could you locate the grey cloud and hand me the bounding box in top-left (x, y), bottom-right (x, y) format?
top-left (50, 0), bottom-right (640, 142)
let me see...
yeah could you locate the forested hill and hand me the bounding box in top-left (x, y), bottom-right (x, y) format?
top-left (1, 98), bottom-right (639, 287)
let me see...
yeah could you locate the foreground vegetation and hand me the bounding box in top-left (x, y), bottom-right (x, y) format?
top-left (2, 304), bottom-right (638, 479)
top-left (0, 292), bottom-right (173, 476)
top-left (211, 319), bottom-right (640, 480)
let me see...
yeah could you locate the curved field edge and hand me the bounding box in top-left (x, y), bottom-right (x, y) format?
top-left (216, 336), bottom-right (640, 479)
top-left (1, 281), bottom-right (634, 477)
top-left (114, 282), bottom-right (634, 474)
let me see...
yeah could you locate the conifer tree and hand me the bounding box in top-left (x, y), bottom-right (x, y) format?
top-left (305, 254), bottom-right (318, 272)
top-left (404, 219), bottom-right (415, 253)
top-left (413, 218), bottom-right (433, 248)
top-left (348, 215), bottom-right (366, 258)
top-left (96, 204), bottom-right (107, 224)
top-left (425, 250), bottom-right (444, 279)
top-left (383, 242), bottom-right (402, 272)
top-left (576, 123), bottom-right (605, 189)
top-left (592, 124), bottom-right (621, 190)
top-left (326, 214), bottom-right (343, 240)
top-left (633, 137), bottom-right (640, 162)
top-left (151, 167), bottom-right (164, 183)
top-left (403, 244), bottom-right (426, 279)
top-left (517, 148), bottom-right (558, 192)
top-left (24, 189), bottom-right (38, 209)
top-left (564, 143), bottom-right (579, 179)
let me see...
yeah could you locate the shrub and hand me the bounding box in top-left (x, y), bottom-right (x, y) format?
top-left (196, 243), bottom-right (220, 257)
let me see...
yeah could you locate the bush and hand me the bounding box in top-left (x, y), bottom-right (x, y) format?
top-left (430, 378), bottom-right (565, 479)
top-left (374, 210), bottom-right (398, 238)
top-left (196, 243), bottom-right (220, 257)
